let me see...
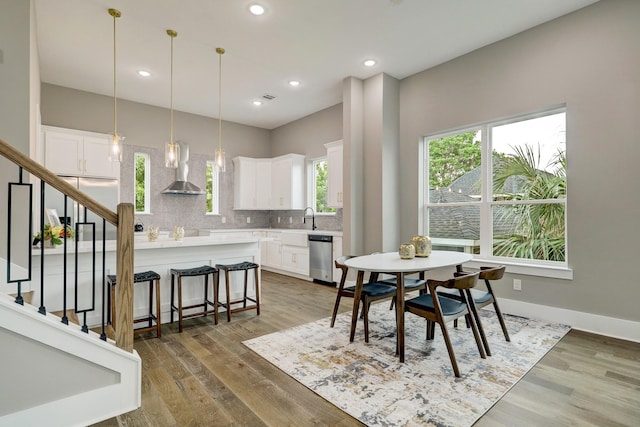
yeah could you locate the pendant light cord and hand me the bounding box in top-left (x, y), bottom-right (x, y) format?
top-left (170, 32), bottom-right (175, 144)
top-left (217, 48), bottom-right (225, 154)
top-left (111, 9), bottom-right (119, 137)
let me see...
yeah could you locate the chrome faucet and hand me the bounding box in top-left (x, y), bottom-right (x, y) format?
top-left (303, 207), bottom-right (317, 230)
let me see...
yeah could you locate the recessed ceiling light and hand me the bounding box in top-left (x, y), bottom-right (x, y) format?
top-left (363, 59), bottom-right (376, 67)
top-left (288, 80), bottom-right (300, 87)
top-left (249, 4), bottom-right (265, 15)
top-left (137, 70), bottom-right (151, 77)
top-left (253, 100), bottom-right (263, 106)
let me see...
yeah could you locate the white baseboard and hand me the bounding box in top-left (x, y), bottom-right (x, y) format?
top-left (497, 298), bottom-right (640, 343)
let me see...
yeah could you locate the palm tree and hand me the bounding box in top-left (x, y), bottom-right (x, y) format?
top-left (492, 144), bottom-right (566, 261)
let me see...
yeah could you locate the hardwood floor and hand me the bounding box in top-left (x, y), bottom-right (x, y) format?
top-left (93, 271), bottom-right (640, 427)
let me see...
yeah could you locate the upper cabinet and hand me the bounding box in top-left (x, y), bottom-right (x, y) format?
top-left (325, 140), bottom-right (343, 208)
top-left (271, 153), bottom-right (305, 210)
top-left (233, 153), bottom-right (305, 210)
top-left (233, 157), bottom-right (272, 210)
top-left (43, 126), bottom-right (119, 179)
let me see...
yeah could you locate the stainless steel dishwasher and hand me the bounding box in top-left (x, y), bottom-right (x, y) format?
top-left (308, 234), bottom-right (334, 285)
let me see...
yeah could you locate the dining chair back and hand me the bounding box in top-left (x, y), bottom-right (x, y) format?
top-left (405, 272), bottom-right (485, 377)
top-left (330, 255), bottom-right (397, 343)
top-left (464, 266), bottom-right (510, 342)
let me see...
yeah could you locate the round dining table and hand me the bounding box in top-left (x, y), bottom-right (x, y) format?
top-left (344, 250), bottom-right (473, 362)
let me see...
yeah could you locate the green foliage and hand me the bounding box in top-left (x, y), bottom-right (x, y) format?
top-left (315, 160), bottom-right (334, 213)
top-left (428, 132), bottom-right (481, 188)
top-left (492, 144), bottom-right (567, 261)
top-left (135, 155), bottom-right (146, 212)
top-left (206, 163), bottom-right (213, 213)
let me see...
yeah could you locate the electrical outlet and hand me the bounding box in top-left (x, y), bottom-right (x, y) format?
top-left (278, 217), bottom-right (281, 223)
top-left (289, 217), bottom-right (293, 223)
top-left (221, 216), bottom-right (226, 223)
top-left (513, 279), bottom-right (522, 291)
top-left (246, 217), bottom-right (251, 223)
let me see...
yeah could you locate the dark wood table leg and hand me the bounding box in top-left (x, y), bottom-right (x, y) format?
top-left (397, 272), bottom-right (405, 363)
top-left (349, 270), bottom-right (365, 342)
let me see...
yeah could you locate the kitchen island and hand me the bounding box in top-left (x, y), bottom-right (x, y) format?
top-left (31, 236), bottom-right (261, 327)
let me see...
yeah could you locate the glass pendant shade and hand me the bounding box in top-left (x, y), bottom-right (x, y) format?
top-left (165, 141), bottom-right (180, 168)
top-left (215, 148), bottom-right (226, 172)
top-left (109, 134), bottom-right (124, 162)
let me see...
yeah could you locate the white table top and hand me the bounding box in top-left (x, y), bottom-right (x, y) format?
top-left (344, 250), bottom-right (473, 273)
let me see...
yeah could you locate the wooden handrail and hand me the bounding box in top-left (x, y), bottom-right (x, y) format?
top-left (1, 137), bottom-right (135, 352)
top-left (0, 138), bottom-right (117, 225)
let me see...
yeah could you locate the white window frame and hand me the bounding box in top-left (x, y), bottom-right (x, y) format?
top-left (421, 106), bottom-right (572, 279)
top-left (134, 152), bottom-right (150, 214)
top-left (206, 160), bottom-right (220, 215)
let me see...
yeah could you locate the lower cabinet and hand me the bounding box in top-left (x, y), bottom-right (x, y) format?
top-left (281, 245), bottom-right (310, 276)
top-left (332, 236), bottom-right (343, 283)
top-left (265, 240), bottom-right (283, 269)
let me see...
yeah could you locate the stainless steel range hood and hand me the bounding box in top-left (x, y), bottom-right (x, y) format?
top-left (162, 141), bottom-right (205, 195)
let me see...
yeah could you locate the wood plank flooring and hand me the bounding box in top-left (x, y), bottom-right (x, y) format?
top-left (93, 271), bottom-right (640, 427)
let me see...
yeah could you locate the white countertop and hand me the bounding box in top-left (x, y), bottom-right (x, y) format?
top-left (32, 235), bottom-right (260, 255)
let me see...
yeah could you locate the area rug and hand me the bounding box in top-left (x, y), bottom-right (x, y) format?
top-left (243, 302), bottom-right (570, 427)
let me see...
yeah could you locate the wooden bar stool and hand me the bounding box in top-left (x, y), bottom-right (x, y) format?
top-left (215, 261), bottom-right (260, 322)
top-left (170, 265), bottom-right (219, 332)
top-left (107, 270), bottom-right (162, 338)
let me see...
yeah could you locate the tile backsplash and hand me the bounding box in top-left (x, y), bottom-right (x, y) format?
top-left (120, 144), bottom-right (342, 234)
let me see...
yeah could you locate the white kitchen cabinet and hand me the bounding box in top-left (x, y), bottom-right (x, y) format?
top-left (43, 126), bottom-right (119, 178)
top-left (281, 245), bottom-right (309, 276)
top-left (264, 231), bottom-right (282, 268)
top-left (325, 140), bottom-right (343, 208)
top-left (233, 157), bottom-right (272, 210)
top-left (234, 154), bottom-right (305, 210)
top-left (233, 157), bottom-right (257, 209)
top-left (332, 235), bottom-right (343, 283)
top-left (255, 160), bottom-right (272, 208)
top-left (271, 153), bottom-right (305, 210)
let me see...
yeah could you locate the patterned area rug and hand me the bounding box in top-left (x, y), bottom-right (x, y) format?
top-left (244, 301), bottom-right (570, 427)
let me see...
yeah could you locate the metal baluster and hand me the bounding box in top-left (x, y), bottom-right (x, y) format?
top-left (38, 180), bottom-right (46, 315)
top-left (100, 219), bottom-right (107, 341)
top-left (75, 205), bottom-right (95, 334)
top-left (7, 167), bottom-right (32, 305)
top-left (61, 194), bottom-right (69, 325)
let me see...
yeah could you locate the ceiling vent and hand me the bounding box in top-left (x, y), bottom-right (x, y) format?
top-left (262, 94), bottom-right (276, 101)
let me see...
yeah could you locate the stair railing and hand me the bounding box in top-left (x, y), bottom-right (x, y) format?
top-left (0, 137), bottom-right (135, 352)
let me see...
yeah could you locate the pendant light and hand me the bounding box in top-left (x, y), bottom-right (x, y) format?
top-left (108, 8), bottom-right (123, 162)
top-left (214, 47), bottom-right (226, 172)
top-left (165, 29), bottom-right (180, 168)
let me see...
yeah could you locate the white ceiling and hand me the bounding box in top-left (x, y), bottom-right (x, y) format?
top-left (35, 0), bottom-right (598, 130)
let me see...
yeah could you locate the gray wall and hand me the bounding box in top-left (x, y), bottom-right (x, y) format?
top-left (41, 84), bottom-right (274, 232)
top-left (40, 84), bottom-right (343, 232)
top-left (398, 0), bottom-right (640, 321)
top-left (270, 103), bottom-right (342, 158)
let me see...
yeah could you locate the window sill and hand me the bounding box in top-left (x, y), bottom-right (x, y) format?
top-left (464, 258), bottom-right (573, 280)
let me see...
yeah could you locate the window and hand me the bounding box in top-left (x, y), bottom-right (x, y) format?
top-left (134, 152), bottom-right (150, 214)
top-left (422, 107), bottom-right (567, 274)
top-left (206, 161), bottom-right (220, 214)
top-left (310, 158), bottom-right (335, 214)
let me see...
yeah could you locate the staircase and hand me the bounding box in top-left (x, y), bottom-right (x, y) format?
top-left (0, 138), bottom-right (140, 426)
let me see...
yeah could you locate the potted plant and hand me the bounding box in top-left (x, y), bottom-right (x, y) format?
top-left (33, 223), bottom-right (75, 248)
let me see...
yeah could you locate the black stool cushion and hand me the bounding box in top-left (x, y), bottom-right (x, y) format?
top-left (170, 265), bottom-right (218, 276)
top-left (216, 261), bottom-right (259, 271)
top-left (107, 270), bottom-right (160, 285)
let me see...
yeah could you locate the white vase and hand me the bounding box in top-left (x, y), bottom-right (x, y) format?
top-left (45, 239), bottom-right (59, 249)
